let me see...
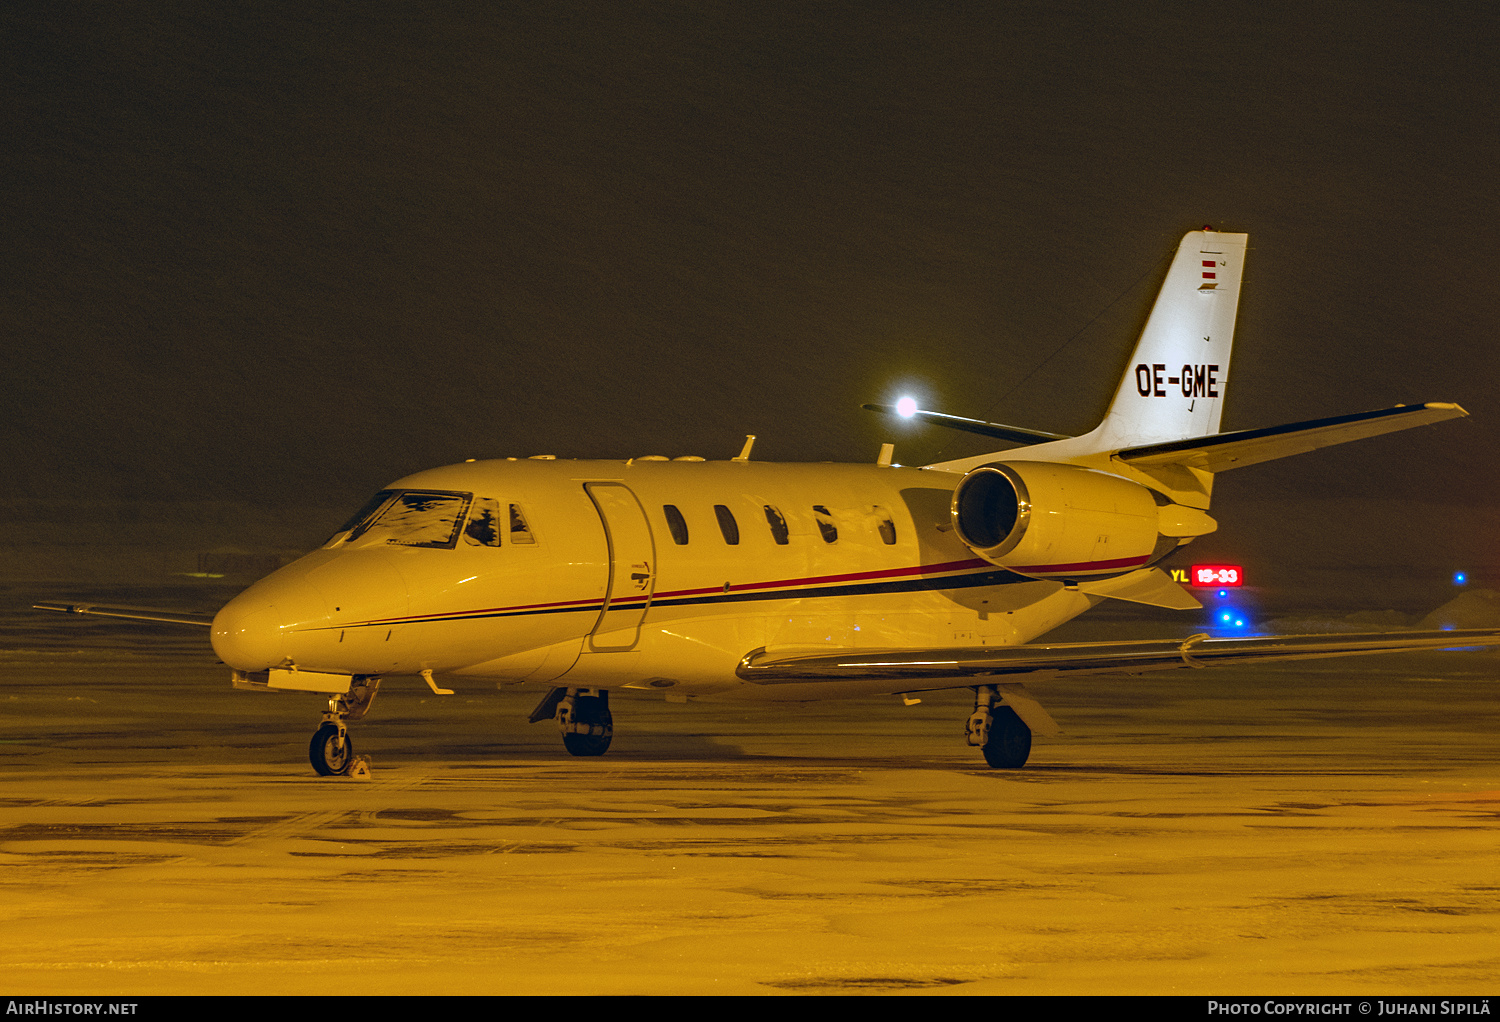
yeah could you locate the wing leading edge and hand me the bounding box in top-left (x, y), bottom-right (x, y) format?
top-left (1115, 402), bottom-right (1466, 473)
top-left (737, 629), bottom-right (1500, 687)
top-left (33, 602), bottom-right (215, 627)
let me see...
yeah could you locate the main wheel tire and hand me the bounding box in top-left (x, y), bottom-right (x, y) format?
top-left (310, 723), bottom-right (354, 775)
top-left (563, 731), bottom-right (613, 756)
top-left (562, 695), bottom-right (613, 757)
top-left (981, 706), bottom-right (1032, 768)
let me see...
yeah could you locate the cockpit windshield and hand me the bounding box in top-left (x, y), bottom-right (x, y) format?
top-left (334, 490), bottom-right (397, 536)
top-left (338, 490), bottom-right (473, 549)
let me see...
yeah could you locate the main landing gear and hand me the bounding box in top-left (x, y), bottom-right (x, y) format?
top-left (309, 675), bottom-right (380, 776)
top-left (530, 687), bottom-right (613, 757)
top-left (966, 684), bottom-right (1032, 768)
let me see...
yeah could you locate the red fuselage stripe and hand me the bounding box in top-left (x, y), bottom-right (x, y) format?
top-left (336, 554), bottom-right (1149, 628)
top-left (341, 557), bottom-right (993, 627)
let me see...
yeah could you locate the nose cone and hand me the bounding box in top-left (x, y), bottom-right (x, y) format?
top-left (211, 572), bottom-right (331, 671)
top-left (211, 596), bottom-right (286, 670)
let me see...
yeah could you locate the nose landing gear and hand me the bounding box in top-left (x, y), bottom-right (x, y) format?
top-left (308, 675), bottom-right (380, 776)
top-left (310, 721), bottom-right (355, 776)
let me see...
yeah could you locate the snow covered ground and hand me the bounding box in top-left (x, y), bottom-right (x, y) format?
top-left (2, 598), bottom-right (1497, 995)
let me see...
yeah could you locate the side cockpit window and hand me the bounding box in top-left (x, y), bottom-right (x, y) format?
top-left (342, 490), bottom-right (471, 549)
top-left (463, 498), bottom-right (503, 547)
top-left (508, 504), bottom-right (536, 544)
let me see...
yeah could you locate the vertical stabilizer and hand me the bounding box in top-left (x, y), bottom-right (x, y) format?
top-left (925, 229), bottom-right (1248, 481)
top-left (1089, 229), bottom-right (1247, 449)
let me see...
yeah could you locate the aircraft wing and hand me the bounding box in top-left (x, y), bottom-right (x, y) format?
top-left (737, 629), bottom-right (1500, 688)
top-left (1116, 402), bottom-right (1466, 473)
top-left (33, 602), bottom-right (215, 627)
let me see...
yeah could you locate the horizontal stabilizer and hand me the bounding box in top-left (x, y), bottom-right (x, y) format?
top-left (1118, 403), bottom-right (1466, 473)
top-left (32, 602), bottom-right (214, 627)
top-left (737, 628), bottom-right (1500, 687)
top-left (1077, 568), bottom-right (1202, 610)
top-left (862, 404), bottom-right (1071, 446)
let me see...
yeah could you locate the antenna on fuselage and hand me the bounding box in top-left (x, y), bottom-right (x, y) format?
top-left (732, 435), bottom-right (757, 462)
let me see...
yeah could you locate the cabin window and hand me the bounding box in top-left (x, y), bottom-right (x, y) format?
top-left (508, 504), bottom-right (536, 544)
top-left (763, 505), bottom-right (789, 545)
top-left (354, 491), bottom-right (471, 549)
top-left (873, 507), bottom-right (897, 545)
top-left (713, 504), bottom-right (740, 545)
top-left (463, 498), bottom-right (503, 547)
top-left (663, 504), bottom-right (689, 545)
top-left (813, 505), bottom-right (838, 544)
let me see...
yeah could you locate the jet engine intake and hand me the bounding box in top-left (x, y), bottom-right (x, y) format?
top-left (951, 462), bottom-right (1162, 580)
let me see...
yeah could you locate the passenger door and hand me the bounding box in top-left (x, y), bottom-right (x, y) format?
top-left (583, 482), bottom-right (657, 651)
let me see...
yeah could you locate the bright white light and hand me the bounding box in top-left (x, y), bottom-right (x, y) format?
top-left (896, 396), bottom-right (918, 418)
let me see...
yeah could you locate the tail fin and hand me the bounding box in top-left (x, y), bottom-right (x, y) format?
top-left (922, 230), bottom-right (1466, 522)
top-left (1090, 229), bottom-right (1248, 450)
top-left (927, 230), bottom-right (1247, 477)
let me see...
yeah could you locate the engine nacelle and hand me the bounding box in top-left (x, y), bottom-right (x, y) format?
top-left (951, 462), bottom-right (1162, 580)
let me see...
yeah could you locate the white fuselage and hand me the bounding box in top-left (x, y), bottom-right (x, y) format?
top-left (210, 458), bottom-right (1104, 700)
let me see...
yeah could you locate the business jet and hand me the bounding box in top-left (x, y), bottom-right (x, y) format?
top-left (38, 229), bottom-right (1496, 775)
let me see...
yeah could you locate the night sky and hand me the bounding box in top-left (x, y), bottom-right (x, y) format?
top-left (6, 3), bottom-right (1497, 587)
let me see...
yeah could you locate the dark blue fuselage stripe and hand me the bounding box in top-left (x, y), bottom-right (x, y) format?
top-left (338, 567), bottom-right (1034, 629)
top-left (652, 566), bottom-right (1031, 610)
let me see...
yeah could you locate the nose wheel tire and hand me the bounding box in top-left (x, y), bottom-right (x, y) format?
top-left (310, 723), bottom-right (355, 776)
